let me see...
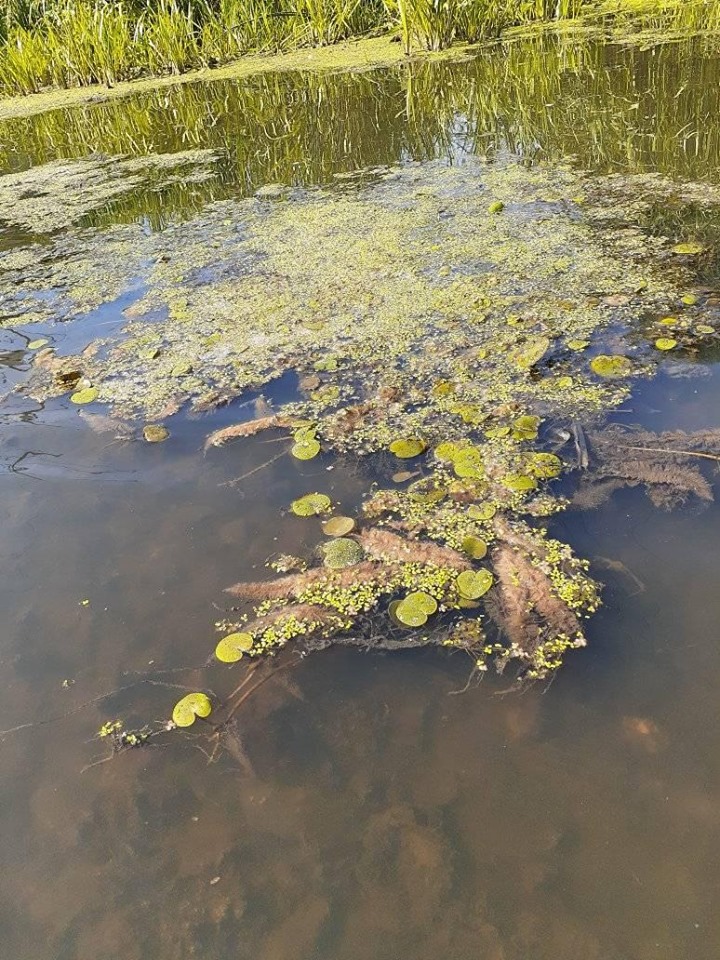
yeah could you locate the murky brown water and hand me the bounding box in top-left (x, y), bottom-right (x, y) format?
top-left (2, 34), bottom-right (720, 960)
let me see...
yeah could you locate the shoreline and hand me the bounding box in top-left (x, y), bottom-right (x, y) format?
top-left (0, 36), bottom-right (482, 123)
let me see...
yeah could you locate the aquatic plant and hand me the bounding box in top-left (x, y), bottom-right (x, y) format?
top-left (4, 0), bottom-right (720, 97)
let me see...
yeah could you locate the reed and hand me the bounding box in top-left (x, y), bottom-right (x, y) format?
top-left (2, 0), bottom-right (720, 97)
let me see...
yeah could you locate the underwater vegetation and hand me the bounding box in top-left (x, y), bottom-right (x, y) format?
top-left (4, 152), bottom-right (719, 696)
top-left (2, 0), bottom-right (720, 96)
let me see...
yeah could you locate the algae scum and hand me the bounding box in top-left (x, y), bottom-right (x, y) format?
top-left (3, 138), bottom-right (720, 687)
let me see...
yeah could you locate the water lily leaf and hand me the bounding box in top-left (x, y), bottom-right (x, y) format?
top-left (452, 446), bottom-right (484, 479)
top-left (389, 438), bottom-right (427, 458)
top-left (408, 478), bottom-right (446, 503)
top-left (215, 632), bottom-right (254, 663)
top-left (70, 386), bottom-right (99, 404)
top-left (291, 439), bottom-right (321, 460)
top-left (322, 516), bottom-right (356, 537)
top-left (512, 414), bottom-right (541, 441)
top-left (488, 200), bottom-right (505, 214)
top-left (28, 338), bottom-right (49, 350)
top-left (682, 294), bottom-right (698, 305)
top-left (143, 424), bottom-right (169, 443)
top-left (525, 452), bottom-right (562, 478)
top-left (322, 537), bottom-right (364, 569)
top-left (510, 336), bottom-right (550, 370)
top-left (171, 361), bottom-right (193, 376)
top-left (468, 503), bottom-right (496, 521)
top-left (672, 242), bottom-right (704, 255)
top-left (392, 470), bottom-right (419, 483)
top-left (696, 325), bottom-right (715, 335)
top-left (567, 339), bottom-right (589, 350)
top-left (658, 317), bottom-right (677, 326)
top-left (590, 355), bottom-right (633, 378)
top-left (172, 692), bottom-right (212, 727)
top-left (485, 425), bottom-right (511, 439)
top-left (502, 473), bottom-right (538, 492)
top-left (434, 441), bottom-right (464, 462)
top-left (654, 338), bottom-right (677, 351)
top-left (405, 591), bottom-right (438, 615)
top-left (462, 535), bottom-right (488, 560)
top-left (394, 599), bottom-right (428, 627)
top-left (291, 493), bottom-right (331, 516)
top-left (456, 569), bottom-right (494, 600)
top-left (314, 357), bottom-right (338, 372)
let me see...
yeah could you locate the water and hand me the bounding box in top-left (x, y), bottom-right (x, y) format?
top-left (2, 34), bottom-right (720, 960)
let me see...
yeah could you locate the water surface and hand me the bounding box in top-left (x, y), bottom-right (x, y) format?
top-left (2, 34), bottom-right (720, 960)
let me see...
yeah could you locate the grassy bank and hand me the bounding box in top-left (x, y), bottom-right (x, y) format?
top-left (1, 0), bottom-right (719, 99)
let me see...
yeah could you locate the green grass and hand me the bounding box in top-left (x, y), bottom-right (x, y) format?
top-left (1, 0), bottom-right (720, 96)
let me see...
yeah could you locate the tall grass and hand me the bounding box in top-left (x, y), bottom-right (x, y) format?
top-left (1, 0), bottom-right (720, 96)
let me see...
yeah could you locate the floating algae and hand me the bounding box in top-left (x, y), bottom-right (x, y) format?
top-left (4, 155), bottom-right (719, 681)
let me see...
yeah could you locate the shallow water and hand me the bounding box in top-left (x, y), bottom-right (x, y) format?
top-left (2, 34), bottom-right (720, 960)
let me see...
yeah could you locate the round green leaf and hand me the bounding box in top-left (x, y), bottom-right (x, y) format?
top-left (672, 242), bottom-right (704, 255)
top-left (291, 439), bottom-right (321, 460)
top-left (322, 537), bottom-right (364, 569)
top-left (322, 516), bottom-right (356, 537)
top-left (172, 692), bottom-right (212, 727)
top-left (405, 591), bottom-right (438, 615)
top-left (468, 503), bottom-right (496, 521)
top-left (488, 200), bottom-right (505, 214)
top-left (143, 424), bottom-right (169, 443)
top-left (590, 355), bottom-right (633, 378)
top-left (462, 535), bottom-right (488, 560)
top-left (70, 386), bottom-right (99, 404)
top-left (389, 438), bottom-right (427, 459)
top-left (456, 569), bottom-right (494, 600)
top-left (291, 493), bottom-right (331, 517)
top-left (215, 632), bottom-right (254, 663)
top-left (394, 599), bottom-right (428, 627)
top-left (28, 338), bottom-right (49, 350)
top-left (525, 452), bottom-right (562, 479)
top-left (502, 473), bottom-right (537, 492)
top-left (654, 338), bottom-right (677, 351)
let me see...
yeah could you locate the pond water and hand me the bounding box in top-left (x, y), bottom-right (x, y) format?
top-left (2, 34), bottom-right (720, 960)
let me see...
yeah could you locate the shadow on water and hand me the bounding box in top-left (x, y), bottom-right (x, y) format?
top-left (3, 31), bottom-right (720, 960)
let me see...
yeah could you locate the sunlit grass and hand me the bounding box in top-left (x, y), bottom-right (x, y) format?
top-left (1, 0), bottom-right (720, 96)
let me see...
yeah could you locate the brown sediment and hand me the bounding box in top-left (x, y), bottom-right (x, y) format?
top-left (226, 562), bottom-right (382, 600)
top-left (358, 528), bottom-right (469, 569)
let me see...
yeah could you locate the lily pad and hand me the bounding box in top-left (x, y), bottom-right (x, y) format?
top-left (462, 535), bottom-right (488, 560)
top-left (322, 516), bottom-right (356, 537)
top-left (512, 414), bottom-right (541, 441)
top-left (452, 446), bottom-right (484, 479)
top-left (525, 452), bottom-right (562, 478)
top-left (654, 338), bottom-right (677, 351)
top-left (70, 386), bottom-right (99, 404)
top-left (511, 335), bottom-right (550, 370)
top-left (28, 338), bottom-right (49, 350)
top-left (488, 200), bottom-right (505, 214)
top-left (567, 339), bottom-right (589, 350)
top-left (291, 438), bottom-right (321, 460)
top-left (468, 503), bottom-right (496, 521)
top-left (456, 569), bottom-right (494, 600)
top-left (502, 473), bottom-right (538, 492)
top-left (394, 596), bottom-right (429, 627)
top-left (405, 591), bottom-right (438, 615)
top-left (291, 493), bottom-right (331, 517)
top-left (322, 537), bottom-right (364, 569)
top-left (389, 438), bottom-right (427, 459)
top-left (672, 242), bottom-right (704, 255)
top-left (590, 355), bottom-right (633, 378)
top-left (143, 424), bottom-right (169, 443)
top-left (408, 477), bottom-right (447, 503)
top-left (215, 632), bottom-right (254, 663)
top-left (696, 325), bottom-right (715, 335)
top-left (172, 692), bottom-right (212, 727)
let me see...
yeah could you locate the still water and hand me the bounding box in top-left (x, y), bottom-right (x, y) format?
top-left (2, 34), bottom-right (720, 960)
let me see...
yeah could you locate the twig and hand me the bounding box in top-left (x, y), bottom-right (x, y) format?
top-left (620, 443), bottom-right (720, 463)
top-left (221, 448), bottom-right (288, 487)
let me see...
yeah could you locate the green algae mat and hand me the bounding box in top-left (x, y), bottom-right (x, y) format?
top-left (2, 151), bottom-right (719, 683)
